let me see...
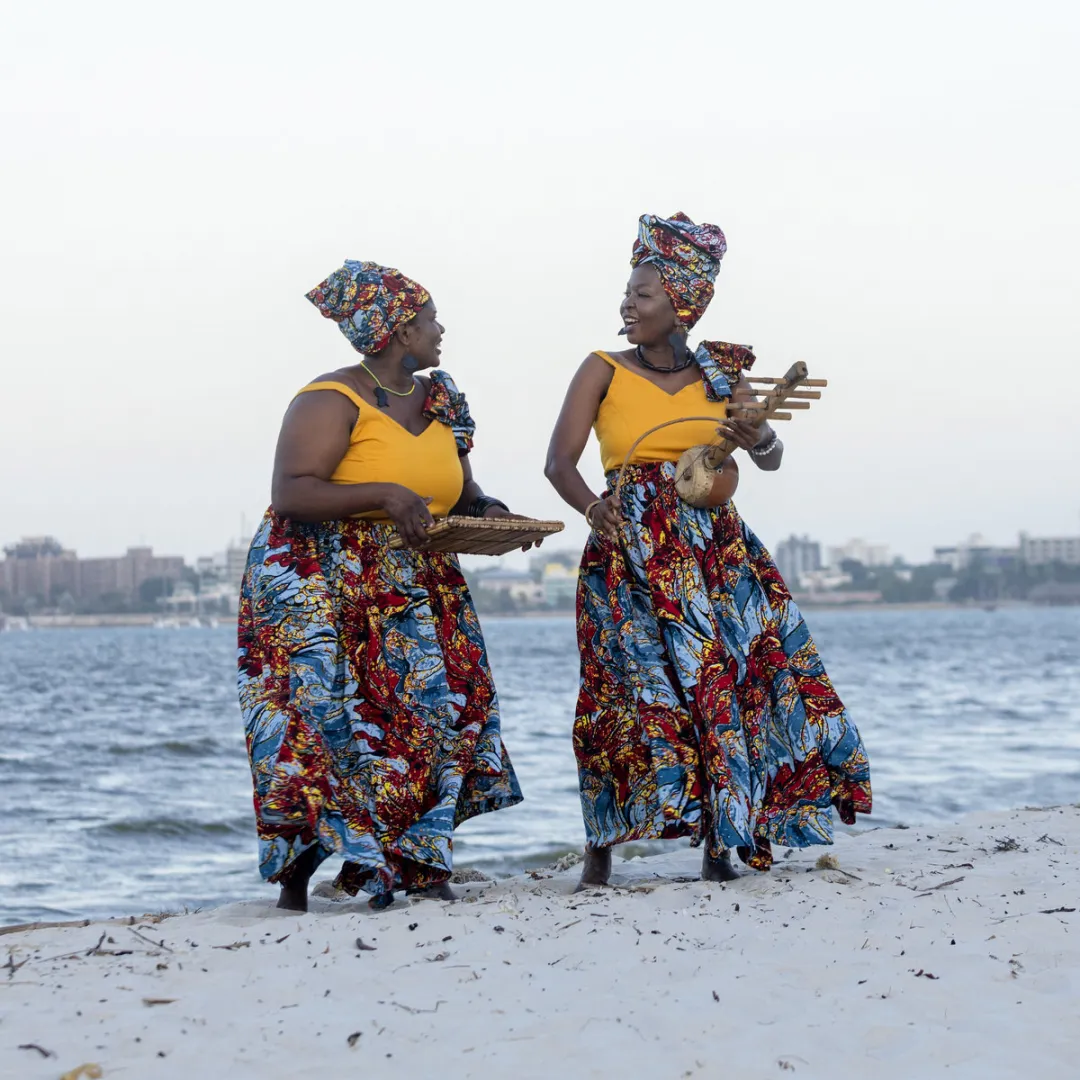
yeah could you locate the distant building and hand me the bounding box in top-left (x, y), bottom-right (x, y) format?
top-left (225, 544), bottom-right (249, 586)
top-left (798, 567), bottom-right (853, 593)
top-left (195, 543), bottom-right (249, 588)
top-left (473, 568), bottom-right (542, 605)
top-left (773, 535), bottom-right (821, 587)
top-left (541, 562), bottom-right (578, 608)
top-left (158, 581), bottom-right (200, 616)
top-left (1, 537), bottom-right (184, 607)
top-left (529, 549), bottom-right (580, 575)
top-left (933, 534), bottom-right (1020, 572)
top-left (78, 546), bottom-right (185, 603)
top-left (933, 531), bottom-right (1080, 571)
top-left (1019, 532), bottom-right (1080, 566)
top-left (159, 578), bottom-right (239, 617)
top-left (1, 537), bottom-right (79, 605)
top-left (826, 538), bottom-right (890, 568)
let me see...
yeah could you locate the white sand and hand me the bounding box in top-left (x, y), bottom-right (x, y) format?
top-left (2, 806), bottom-right (1078, 1080)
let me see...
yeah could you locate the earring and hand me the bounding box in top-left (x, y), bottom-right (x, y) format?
top-left (402, 354), bottom-right (420, 372)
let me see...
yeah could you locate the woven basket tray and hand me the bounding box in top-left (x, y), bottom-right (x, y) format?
top-left (387, 515), bottom-right (565, 555)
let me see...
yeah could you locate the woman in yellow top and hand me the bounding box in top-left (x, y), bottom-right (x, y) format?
top-left (546, 213), bottom-right (871, 891)
top-left (238, 260), bottom-right (524, 911)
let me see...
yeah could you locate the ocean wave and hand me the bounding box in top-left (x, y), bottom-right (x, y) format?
top-left (106, 737), bottom-right (222, 757)
top-left (88, 816), bottom-right (252, 838)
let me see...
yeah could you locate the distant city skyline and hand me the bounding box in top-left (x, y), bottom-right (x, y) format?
top-left (6, 521), bottom-right (1079, 581)
top-left (6, 504), bottom-right (1080, 572)
top-left (5, 520), bottom-right (1078, 619)
top-left (8, 517), bottom-right (1080, 573)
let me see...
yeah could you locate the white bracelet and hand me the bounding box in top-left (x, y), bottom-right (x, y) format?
top-left (750, 431), bottom-right (781, 457)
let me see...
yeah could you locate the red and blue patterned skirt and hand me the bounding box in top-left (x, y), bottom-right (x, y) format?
top-left (237, 512), bottom-right (522, 899)
top-left (575, 463), bottom-right (871, 869)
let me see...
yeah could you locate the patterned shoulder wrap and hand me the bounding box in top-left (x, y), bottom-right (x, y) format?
top-left (694, 341), bottom-right (756, 401)
top-left (424, 370), bottom-right (476, 453)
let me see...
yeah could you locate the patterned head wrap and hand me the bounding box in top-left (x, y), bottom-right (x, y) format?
top-left (630, 212), bottom-right (727, 327)
top-left (305, 260), bottom-right (431, 355)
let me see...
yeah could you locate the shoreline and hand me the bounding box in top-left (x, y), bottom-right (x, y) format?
top-left (2, 600), bottom-right (1065, 630)
top-left (2, 805), bottom-right (1077, 1078)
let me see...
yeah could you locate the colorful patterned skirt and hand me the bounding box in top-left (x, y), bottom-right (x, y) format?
top-left (575, 462), bottom-right (871, 869)
top-left (237, 512), bottom-right (522, 898)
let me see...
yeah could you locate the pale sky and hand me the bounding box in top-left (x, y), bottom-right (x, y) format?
top-left (2, 0), bottom-right (1077, 567)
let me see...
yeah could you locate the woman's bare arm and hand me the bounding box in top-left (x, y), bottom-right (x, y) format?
top-left (270, 391), bottom-right (434, 544)
top-left (544, 355), bottom-right (614, 515)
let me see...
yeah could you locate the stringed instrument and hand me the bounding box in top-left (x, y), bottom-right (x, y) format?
top-left (614, 362), bottom-right (826, 509)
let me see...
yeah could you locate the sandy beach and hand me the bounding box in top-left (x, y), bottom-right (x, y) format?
top-left (2, 805), bottom-right (1077, 1080)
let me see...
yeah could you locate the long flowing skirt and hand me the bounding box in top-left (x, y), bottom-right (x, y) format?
top-left (575, 462), bottom-right (871, 869)
top-left (237, 511), bottom-right (522, 898)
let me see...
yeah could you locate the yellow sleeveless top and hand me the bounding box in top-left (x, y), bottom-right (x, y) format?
top-left (295, 381), bottom-right (464, 521)
top-left (593, 352), bottom-right (728, 472)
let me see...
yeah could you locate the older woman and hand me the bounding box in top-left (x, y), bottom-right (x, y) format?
top-left (238, 260), bottom-right (523, 911)
top-left (545, 213), bottom-right (871, 890)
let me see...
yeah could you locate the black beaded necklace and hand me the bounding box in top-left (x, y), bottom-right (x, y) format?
top-left (634, 333), bottom-right (695, 374)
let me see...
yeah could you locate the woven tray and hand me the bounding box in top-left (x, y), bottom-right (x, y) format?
top-left (388, 515), bottom-right (565, 555)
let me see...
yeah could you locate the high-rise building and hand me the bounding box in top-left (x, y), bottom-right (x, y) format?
top-left (773, 535), bottom-right (822, 587)
top-left (827, 538), bottom-right (891, 568)
top-left (225, 544), bottom-right (249, 587)
top-left (77, 546), bottom-right (184, 602)
top-left (1019, 532), bottom-right (1080, 566)
top-left (1, 537), bottom-right (79, 605)
top-left (1, 537), bottom-right (184, 606)
top-left (932, 534), bottom-right (1019, 571)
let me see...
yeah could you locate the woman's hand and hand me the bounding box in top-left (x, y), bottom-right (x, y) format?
top-left (483, 505), bottom-right (544, 551)
top-left (724, 373), bottom-right (783, 470)
top-left (587, 495), bottom-right (622, 542)
top-left (382, 486), bottom-right (435, 548)
top-left (715, 411), bottom-right (767, 453)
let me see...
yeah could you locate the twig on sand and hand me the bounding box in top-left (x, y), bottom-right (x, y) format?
top-left (128, 926), bottom-right (174, 953)
top-left (916, 876), bottom-right (965, 896)
top-left (5, 953), bottom-right (30, 978)
top-left (390, 999), bottom-right (446, 1014)
top-left (0, 919), bottom-right (92, 938)
top-left (991, 906), bottom-right (1075, 925)
top-left (37, 931), bottom-right (135, 961)
top-left (18, 1043), bottom-right (55, 1058)
top-left (829, 867), bottom-right (863, 882)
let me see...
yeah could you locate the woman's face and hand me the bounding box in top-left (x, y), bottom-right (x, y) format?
top-left (620, 265), bottom-right (679, 347)
top-left (399, 301), bottom-right (445, 369)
